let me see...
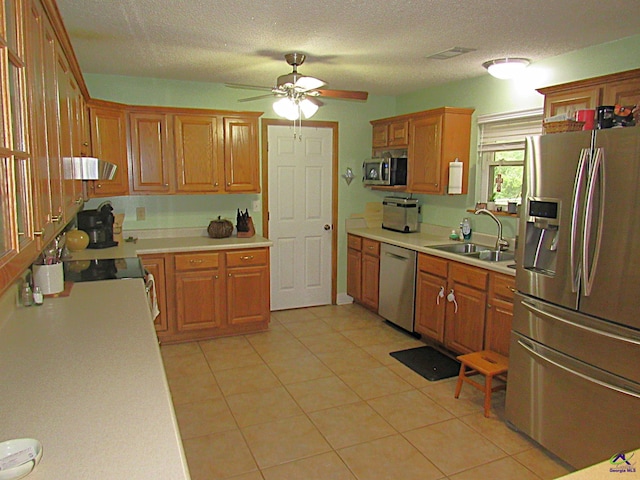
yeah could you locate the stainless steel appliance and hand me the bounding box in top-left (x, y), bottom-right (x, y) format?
top-left (506, 127), bottom-right (640, 469)
top-left (378, 243), bottom-right (416, 332)
top-left (382, 197), bottom-right (418, 233)
top-left (362, 156), bottom-right (408, 186)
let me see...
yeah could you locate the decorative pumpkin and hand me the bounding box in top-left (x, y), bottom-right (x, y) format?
top-left (66, 229), bottom-right (90, 251)
top-left (207, 216), bottom-right (234, 238)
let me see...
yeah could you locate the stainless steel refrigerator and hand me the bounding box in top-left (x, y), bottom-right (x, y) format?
top-left (506, 127), bottom-right (640, 469)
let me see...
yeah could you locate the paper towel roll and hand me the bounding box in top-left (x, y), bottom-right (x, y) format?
top-left (448, 159), bottom-right (463, 194)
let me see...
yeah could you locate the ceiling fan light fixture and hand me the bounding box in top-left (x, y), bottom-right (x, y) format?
top-left (482, 58), bottom-right (530, 79)
top-left (273, 97), bottom-right (300, 121)
top-left (299, 98), bottom-right (319, 119)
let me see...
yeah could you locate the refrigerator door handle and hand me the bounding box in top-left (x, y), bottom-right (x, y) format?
top-left (582, 147), bottom-right (605, 297)
top-left (517, 339), bottom-right (640, 399)
top-left (570, 148), bottom-right (589, 293)
top-left (521, 299), bottom-right (640, 346)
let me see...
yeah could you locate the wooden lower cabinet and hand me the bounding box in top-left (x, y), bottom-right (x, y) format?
top-left (147, 247), bottom-right (270, 344)
top-left (346, 234), bottom-right (379, 311)
top-left (415, 253), bottom-right (491, 355)
top-left (485, 272), bottom-right (516, 357)
top-left (139, 254), bottom-right (169, 333)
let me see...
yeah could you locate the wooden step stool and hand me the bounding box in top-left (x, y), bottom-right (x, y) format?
top-left (454, 350), bottom-right (509, 417)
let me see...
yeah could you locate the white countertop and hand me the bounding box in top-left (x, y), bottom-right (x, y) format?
top-left (347, 227), bottom-right (516, 276)
top-left (0, 280), bottom-right (190, 479)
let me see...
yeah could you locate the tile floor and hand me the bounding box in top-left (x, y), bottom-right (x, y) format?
top-left (160, 303), bottom-right (572, 480)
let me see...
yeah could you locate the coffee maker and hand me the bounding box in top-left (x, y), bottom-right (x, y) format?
top-left (77, 202), bottom-right (119, 249)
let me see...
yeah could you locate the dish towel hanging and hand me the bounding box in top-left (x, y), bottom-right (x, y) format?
top-left (145, 273), bottom-right (160, 321)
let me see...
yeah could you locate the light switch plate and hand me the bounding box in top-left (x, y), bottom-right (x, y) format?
top-left (252, 200), bottom-right (260, 212)
top-left (136, 207), bottom-right (146, 221)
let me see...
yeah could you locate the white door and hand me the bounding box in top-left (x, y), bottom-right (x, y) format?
top-left (268, 125), bottom-right (333, 310)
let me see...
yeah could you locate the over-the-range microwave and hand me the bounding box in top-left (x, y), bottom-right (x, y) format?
top-left (362, 157), bottom-right (407, 186)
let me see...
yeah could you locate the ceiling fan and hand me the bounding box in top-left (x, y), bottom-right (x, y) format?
top-left (226, 53), bottom-right (368, 120)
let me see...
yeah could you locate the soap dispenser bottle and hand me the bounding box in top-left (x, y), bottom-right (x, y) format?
top-left (461, 218), bottom-right (472, 241)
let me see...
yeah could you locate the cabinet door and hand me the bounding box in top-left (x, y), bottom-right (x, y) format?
top-left (603, 78), bottom-right (640, 108)
top-left (25, 0), bottom-right (56, 244)
top-left (444, 281), bottom-right (486, 354)
top-left (415, 270), bottom-right (446, 342)
top-left (140, 255), bottom-right (169, 333)
top-left (89, 106), bottom-right (129, 196)
top-left (226, 265), bottom-right (270, 326)
top-left (408, 114), bottom-right (442, 194)
top-left (372, 123), bottom-right (388, 148)
top-left (129, 113), bottom-right (171, 193)
top-left (361, 253), bottom-right (380, 311)
top-left (223, 116), bottom-right (259, 192)
top-left (485, 297), bottom-right (513, 357)
top-left (543, 86), bottom-right (601, 119)
top-left (175, 270), bottom-right (225, 331)
top-left (388, 120), bottom-right (409, 147)
top-left (347, 247), bottom-right (362, 301)
top-left (174, 114), bottom-right (221, 193)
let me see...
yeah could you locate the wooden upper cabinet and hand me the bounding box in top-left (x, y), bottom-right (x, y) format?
top-left (603, 77), bottom-right (640, 107)
top-left (174, 114), bottom-right (221, 193)
top-left (128, 112), bottom-right (171, 193)
top-left (542, 86), bottom-right (601, 119)
top-left (408, 108), bottom-right (473, 195)
top-left (89, 104), bottom-right (129, 196)
top-left (539, 68), bottom-right (640, 120)
top-left (224, 116), bottom-right (259, 193)
top-left (370, 107), bottom-right (473, 195)
top-left (370, 119), bottom-right (409, 150)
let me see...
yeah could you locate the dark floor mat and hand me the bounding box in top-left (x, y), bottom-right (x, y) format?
top-left (390, 346), bottom-right (460, 381)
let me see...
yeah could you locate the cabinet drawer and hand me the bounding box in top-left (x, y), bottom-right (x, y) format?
top-left (226, 248), bottom-right (268, 267)
top-left (490, 272), bottom-right (516, 301)
top-left (175, 252), bottom-right (220, 271)
top-left (362, 238), bottom-right (380, 257)
top-left (418, 253), bottom-right (448, 277)
top-left (449, 261), bottom-right (488, 290)
top-left (347, 234), bottom-right (362, 251)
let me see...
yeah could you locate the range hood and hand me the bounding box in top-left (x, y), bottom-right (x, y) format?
top-left (63, 157), bottom-right (118, 180)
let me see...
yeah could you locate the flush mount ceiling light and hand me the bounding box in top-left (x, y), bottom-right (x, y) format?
top-left (482, 58), bottom-right (530, 79)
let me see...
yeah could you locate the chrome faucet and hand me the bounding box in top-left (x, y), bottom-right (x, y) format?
top-left (474, 208), bottom-right (510, 251)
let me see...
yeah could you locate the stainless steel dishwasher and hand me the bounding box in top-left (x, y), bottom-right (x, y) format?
top-left (378, 243), bottom-right (417, 332)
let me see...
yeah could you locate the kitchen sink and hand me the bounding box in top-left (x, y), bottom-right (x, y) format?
top-left (428, 243), bottom-right (487, 254)
top-left (466, 250), bottom-right (515, 262)
top-left (428, 243), bottom-right (514, 263)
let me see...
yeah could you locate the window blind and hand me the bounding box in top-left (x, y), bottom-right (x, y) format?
top-left (478, 108), bottom-right (543, 153)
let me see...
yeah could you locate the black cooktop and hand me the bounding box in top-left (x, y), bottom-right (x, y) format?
top-left (63, 257), bottom-right (145, 282)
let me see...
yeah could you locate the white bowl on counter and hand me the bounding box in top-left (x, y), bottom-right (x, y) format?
top-left (0, 438), bottom-right (43, 480)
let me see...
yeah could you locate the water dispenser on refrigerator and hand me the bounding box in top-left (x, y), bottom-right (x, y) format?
top-left (522, 198), bottom-right (561, 276)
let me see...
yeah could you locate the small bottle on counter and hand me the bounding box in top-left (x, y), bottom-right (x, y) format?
top-left (33, 286), bottom-right (44, 306)
top-left (449, 230), bottom-right (459, 241)
top-left (461, 218), bottom-right (472, 241)
top-left (21, 283), bottom-right (34, 307)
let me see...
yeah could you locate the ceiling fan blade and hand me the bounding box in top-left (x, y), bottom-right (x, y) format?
top-left (225, 82), bottom-right (273, 92)
top-left (305, 96), bottom-right (324, 107)
top-left (237, 94), bottom-right (276, 102)
top-left (317, 89), bottom-right (368, 101)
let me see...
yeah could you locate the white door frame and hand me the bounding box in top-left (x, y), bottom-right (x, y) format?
top-left (261, 119), bottom-right (339, 305)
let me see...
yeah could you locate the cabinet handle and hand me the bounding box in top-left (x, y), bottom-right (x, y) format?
top-left (487, 303), bottom-right (492, 309)
top-left (96, 183), bottom-right (102, 189)
top-left (228, 273), bottom-right (232, 277)
top-left (189, 259), bottom-right (204, 264)
top-left (34, 230), bottom-right (44, 237)
top-left (508, 286), bottom-right (517, 293)
top-left (75, 197), bottom-right (83, 204)
top-left (83, 142), bottom-right (89, 146)
top-left (227, 182), bottom-right (231, 186)
top-left (51, 215), bottom-right (62, 223)
top-left (447, 289), bottom-right (458, 313)
top-left (215, 275), bottom-right (219, 279)
top-left (214, 182), bottom-right (219, 187)
top-left (240, 255), bottom-right (254, 261)
top-left (367, 246), bottom-right (374, 250)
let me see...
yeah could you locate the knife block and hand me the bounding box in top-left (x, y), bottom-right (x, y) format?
top-left (237, 217), bottom-right (255, 238)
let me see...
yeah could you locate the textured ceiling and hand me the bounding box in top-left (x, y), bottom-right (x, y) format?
top-left (56, 0), bottom-right (640, 96)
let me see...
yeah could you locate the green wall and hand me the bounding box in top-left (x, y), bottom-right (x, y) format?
top-left (84, 33), bottom-right (640, 297)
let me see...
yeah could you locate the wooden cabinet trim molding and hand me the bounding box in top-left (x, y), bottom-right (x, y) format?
top-left (537, 68), bottom-right (640, 96)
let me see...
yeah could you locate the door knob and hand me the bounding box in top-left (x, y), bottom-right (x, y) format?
top-left (324, 224), bottom-right (332, 231)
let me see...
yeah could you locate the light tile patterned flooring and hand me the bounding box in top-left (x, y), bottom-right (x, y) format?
top-left (160, 303), bottom-right (571, 480)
